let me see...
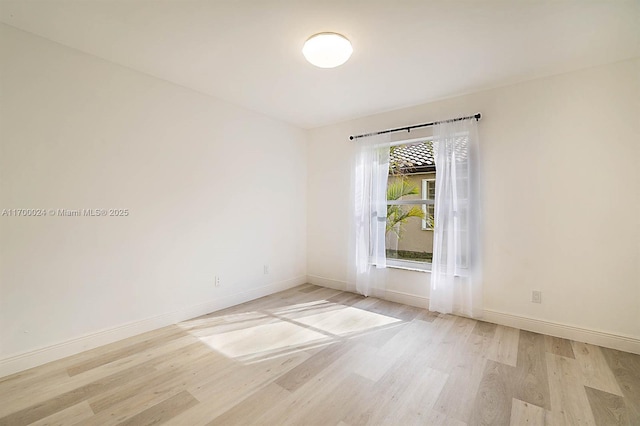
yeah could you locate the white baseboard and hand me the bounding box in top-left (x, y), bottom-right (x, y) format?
top-left (306, 275), bottom-right (640, 355)
top-left (0, 275), bottom-right (306, 378)
top-left (482, 309), bottom-right (640, 355)
top-left (306, 274), bottom-right (347, 291)
top-left (380, 289), bottom-right (429, 309)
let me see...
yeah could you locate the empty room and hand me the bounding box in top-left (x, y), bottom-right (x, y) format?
top-left (0, 1), bottom-right (639, 425)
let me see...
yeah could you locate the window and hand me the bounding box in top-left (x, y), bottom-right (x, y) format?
top-left (385, 139), bottom-right (435, 270)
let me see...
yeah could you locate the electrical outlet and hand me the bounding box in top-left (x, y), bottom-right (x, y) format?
top-left (532, 290), bottom-right (542, 303)
top-left (215, 276), bottom-right (221, 287)
top-left (263, 265), bottom-right (269, 275)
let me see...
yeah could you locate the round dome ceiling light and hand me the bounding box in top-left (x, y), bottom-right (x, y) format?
top-left (302, 32), bottom-right (353, 68)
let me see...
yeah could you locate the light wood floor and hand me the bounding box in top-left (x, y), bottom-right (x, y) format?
top-left (1, 284), bottom-right (639, 426)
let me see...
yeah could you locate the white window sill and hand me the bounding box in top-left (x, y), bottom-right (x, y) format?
top-left (386, 264), bottom-right (471, 279)
top-left (385, 259), bottom-right (432, 273)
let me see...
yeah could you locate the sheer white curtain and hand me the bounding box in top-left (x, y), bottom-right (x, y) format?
top-left (348, 134), bottom-right (391, 297)
top-left (429, 118), bottom-right (483, 318)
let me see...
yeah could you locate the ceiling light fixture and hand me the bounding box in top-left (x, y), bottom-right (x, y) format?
top-left (302, 32), bottom-right (353, 68)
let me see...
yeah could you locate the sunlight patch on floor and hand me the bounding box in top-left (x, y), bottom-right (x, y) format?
top-left (200, 320), bottom-right (330, 359)
top-left (290, 306), bottom-right (401, 336)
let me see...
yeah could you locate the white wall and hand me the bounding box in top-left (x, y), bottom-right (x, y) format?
top-left (308, 59), bottom-right (640, 350)
top-left (0, 24), bottom-right (307, 371)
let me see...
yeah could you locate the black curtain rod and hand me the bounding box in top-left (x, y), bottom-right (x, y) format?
top-left (349, 113), bottom-right (481, 140)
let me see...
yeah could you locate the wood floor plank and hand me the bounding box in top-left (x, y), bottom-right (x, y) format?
top-left (544, 335), bottom-right (575, 359)
top-left (509, 398), bottom-right (546, 426)
top-left (471, 329), bottom-right (550, 425)
top-left (415, 409), bottom-right (468, 426)
top-left (0, 334), bottom-right (201, 416)
top-left (487, 325), bottom-right (520, 367)
top-left (366, 298), bottom-right (414, 321)
top-left (352, 320), bottom-right (426, 382)
top-left (28, 401), bottom-right (95, 426)
top-left (546, 352), bottom-right (597, 425)
top-left (0, 368), bottom-right (70, 399)
top-left (88, 341), bottom-right (223, 413)
top-left (298, 284), bottom-right (322, 293)
top-left (166, 351), bottom-right (310, 425)
top-left (116, 390), bottom-right (198, 426)
top-left (342, 331), bottom-right (450, 425)
top-left (281, 372), bottom-right (375, 426)
top-left (275, 341), bottom-right (353, 392)
top-left (432, 318), bottom-right (486, 423)
top-left (416, 308), bottom-right (441, 323)
top-left (0, 363), bottom-right (156, 426)
top-left (326, 291), bottom-right (366, 306)
top-left (397, 304), bottom-right (423, 322)
top-left (349, 295), bottom-right (383, 310)
top-left (572, 341), bottom-right (624, 396)
top-left (189, 350), bottom-right (310, 402)
top-left (472, 321), bottom-right (497, 338)
top-left (76, 351), bottom-right (231, 425)
top-left (470, 360), bottom-right (514, 426)
top-left (66, 328), bottom-right (187, 376)
top-left (514, 330), bottom-right (551, 410)
top-left (249, 343), bottom-right (365, 426)
top-left (201, 294), bottom-right (285, 318)
top-left (0, 325), bottom-right (183, 388)
top-left (206, 382), bottom-right (291, 426)
top-left (181, 310), bottom-right (278, 336)
top-left (0, 369), bottom-right (72, 414)
top-left (429, 315), bottom-right (476, 373)
top-left (81, 385), bottom-right (187, 426)
top-left (600, 346), bottom-right (640, 424)
top-left (584, 386), bottom-right (630, 426)
top-left (362, 365), bottom-right (449, 425)
top-left (298, 286), bottom-right (342, 300)
top-left (347, 319), bottom-right (407, 349)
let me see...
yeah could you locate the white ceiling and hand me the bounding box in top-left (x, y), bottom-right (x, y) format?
top-left (1, 1), bottom-right (639, 128)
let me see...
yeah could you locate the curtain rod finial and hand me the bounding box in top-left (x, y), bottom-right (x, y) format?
top-left (349, 135), bottom-right (354, 140)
